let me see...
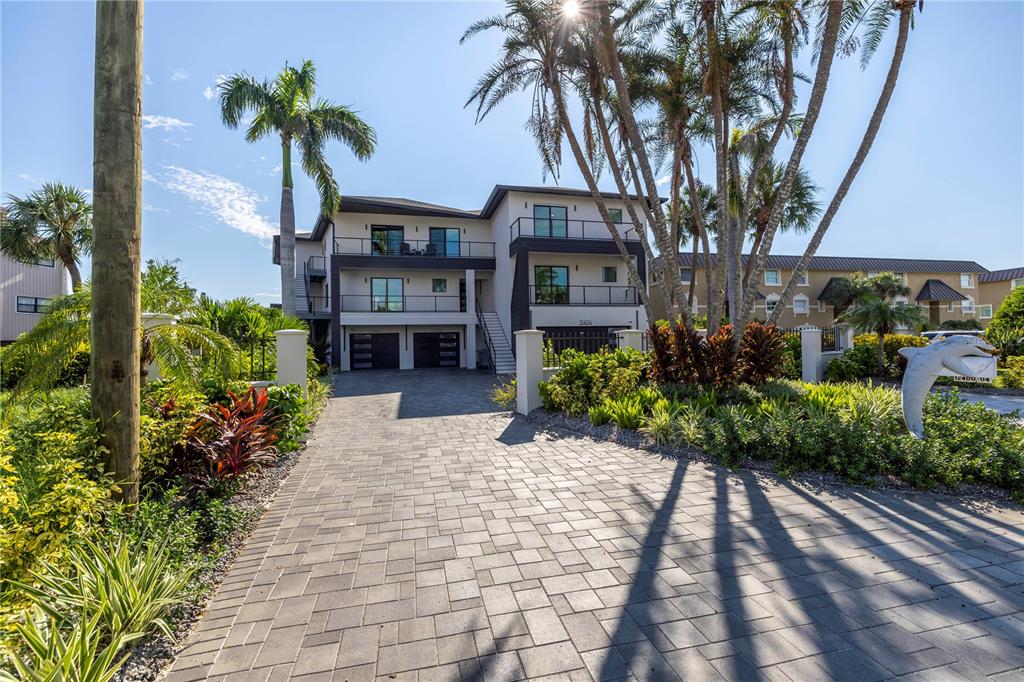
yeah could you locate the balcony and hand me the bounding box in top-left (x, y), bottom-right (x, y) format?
top-left (529, 285), bottom-right (639, 306)
top-left (305, 256), bottom-right (327, 281)
top-left (339, 294), bottom-right (465, 313)
top-left (510, 217), bottom-right (640, 242)
top-left (333, 237), bottom-right (495, 259)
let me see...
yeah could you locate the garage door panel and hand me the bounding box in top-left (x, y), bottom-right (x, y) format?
top-left (414, 332), bottom-right (460, 368)
top-left (350, 333), bottom-right (399, 370)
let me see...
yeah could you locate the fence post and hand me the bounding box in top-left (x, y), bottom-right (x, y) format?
top-left (800, 326), bottom-right (823, 383)
top-left (839, 323), bottom-right (855, 351)
top-left (275, 329), bottom-right (308, 398)
top-left (616, 329), bottom-right (644, 352)
top-left (515, 330), bottom-right (544, 416)
top-left (141, 313), bottom-right (177, 382)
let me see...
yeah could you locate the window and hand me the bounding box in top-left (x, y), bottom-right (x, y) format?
top-left (817, 300), bottom-right (826, 313)
top-left (978, 304), bottom-right (993, 319)
top-left (893, 272), bottom-right (905, 283)
top-left (797, 272), bottom-right (809, 286)
top-left (370, 277), bottom-right (403, 311)
top-left (793, 295), bottom-right (809, 315)
top-left (962, 296), bottom-right (974, 314)
top-left (370, 225), bottom-right (404, 255)
top-left (16, 296), bottom-right (50, 313)
top-left (429, 227), bottom-right (460, 257)
top-left (947, 301), bottom-right (955, 313)
top-left (691, 295), bottom-right (699, 314)
top-left (533, 205), bottom-right (568, 238)
top-left (679, 268), bottom-right (692, 284)
top-left (432, 278), bottom-right (447, 293)
top-left (602, 266), bottom-right (617, 283)
top-left (765, 295), bottom-right (780, 315)
top-left (607, 208), bottom-right (623, 224)
top-left (18, 257), bottom-right (55, 267)
top-left (960, 273), bottom-right (974, 288)
top-left (534, 265), bottom-right (569, 304)
top-left (1013, 278), bottom-right (1024, 290)
top-left (764, 269), bottom-right (781, 286)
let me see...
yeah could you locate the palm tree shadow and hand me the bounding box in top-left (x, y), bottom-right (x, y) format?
top-left (596, 457), bottom-right (689, 680)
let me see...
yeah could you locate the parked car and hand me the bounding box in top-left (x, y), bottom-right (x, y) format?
top-left (920, 329), bottom-right (986, 341)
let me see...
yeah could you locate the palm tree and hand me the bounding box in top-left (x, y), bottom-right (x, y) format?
top-left (842, 298), bottom-right (923, 375)
top-left (218, 60), bottom-right (377, 316)
top-left (1, 182), bottom-right (92, 291)
top-left (3, 261), bottom-right (237, 402)
top-left (92, 0), bottom-right (143, 504)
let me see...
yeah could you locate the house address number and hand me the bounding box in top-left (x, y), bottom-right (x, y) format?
top-left (579, 320), bottom-right (592, 326)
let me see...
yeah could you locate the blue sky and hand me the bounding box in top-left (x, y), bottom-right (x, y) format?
top-left (2, 1), bottom-right (1022, 302)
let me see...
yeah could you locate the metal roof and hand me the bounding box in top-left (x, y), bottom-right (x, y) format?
top-left (980, 267), bottom-right (1024, 283)
top-left (676, 252), bottom-right (988, 274)
top-left (915, 279), bottom-right (968, 302)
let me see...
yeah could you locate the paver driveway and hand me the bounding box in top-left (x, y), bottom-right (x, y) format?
top-left (168, 370), bottom-right (1024, 681)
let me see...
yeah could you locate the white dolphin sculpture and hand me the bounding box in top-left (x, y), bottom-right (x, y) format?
top-left (898, 335), bottom-right (996, 438)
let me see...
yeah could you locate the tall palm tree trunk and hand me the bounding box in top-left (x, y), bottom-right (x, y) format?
top-left (770, 3), bottom-right (913, 324)
top-left (279, 137), bottom-right (296, 317)
top-left (737, 0), bottom-right (843, 325)
top-left (59, 245), bottom-right (83, 291)
top-left (92, 0), bottom-right (143, 504)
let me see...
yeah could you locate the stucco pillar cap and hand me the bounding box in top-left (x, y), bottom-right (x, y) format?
top-left (515, 329), bottom-right (545, 337)
top-left (274, 329), bottom-right (308, 337)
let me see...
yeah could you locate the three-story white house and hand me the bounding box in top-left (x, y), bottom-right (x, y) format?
top-left (274, 185), bottom-right (650, 372)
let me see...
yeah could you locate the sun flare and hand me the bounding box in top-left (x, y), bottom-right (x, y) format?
top-left (562, 0), bottom-right (581, 19)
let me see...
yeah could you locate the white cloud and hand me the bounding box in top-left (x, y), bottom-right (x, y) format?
top-left (252, 291), bottom-right (280, 299)
top-left (156, 166), bottom-right (276, 241)
top-left (656, 175), bottom-right (671, 186)
top-left (17, 173), bottom-right (42, 184)
top-left (143, 204), bottom-right (168, 213)
top-left (144, 74), bottom-right (153, 85)
top-left (170, 68), bottom-right (190, 81)
top-left (143, 168), bottom-right (157, 183)
top-left (142, 115), bottom-right (193, 132)
top-left (203, 86), bottom-right (215, 101)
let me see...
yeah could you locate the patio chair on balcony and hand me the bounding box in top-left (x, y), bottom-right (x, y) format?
top-left (424, 242), bottom-right (438, 257)
top-left (400, 242), bottom-right (412, 256)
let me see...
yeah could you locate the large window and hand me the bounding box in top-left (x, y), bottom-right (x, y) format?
top-left (533, 205), bottom-right (568, 238)
top-left (960, 273), bottom-right (974, 288)
top-left (679, 268), bottom-right (692, 284)
top-left (978, 304), bottom-right (993, 319)
top-left (793, 295), bottom-right (809, 315)
top-left (370, 277), bottom-right (404, 311)
top-left (429, 227), bottom-right (460, 257)
top-left (16, 296), bottom-right (50, 313)
top-left (764, 269), bottom-right (781, 286)
top-left (370, 226), bottom-right (404, 255)
top-left (602, 266), bottom-right (617, 283)
top-left (534, 265), bottom-right (569, 304)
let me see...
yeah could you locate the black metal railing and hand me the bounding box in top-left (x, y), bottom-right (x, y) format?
top-left (236, 333), bottom-right (274, 382)
top-left (306, 255), bottom-right (327, 274)
top-left (821, 325), bottom-right (840, 352)
top-left (339, 294), bottom-right (463, 313)
top-left (509, 217), bottom-right (640, 242)
top-left (476, 302), bottom-right (496, 372)
top-left (529, 285), bottom-right (639, 306)
top-left (542, 329), bottom-right (620, 366)
top-left (304, 295), bottom-right (329, 314)
top-left (333, 237), bottom-right (495, 258)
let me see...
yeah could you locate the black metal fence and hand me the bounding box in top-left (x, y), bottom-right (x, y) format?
top-left (779, 325), bottom-right (842, 352)
top-left (542, 329), bottom-right (619, 367)
top-left (236, 333), bottom-right (275, 381)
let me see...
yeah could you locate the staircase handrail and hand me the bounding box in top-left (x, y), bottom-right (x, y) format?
top-left (475, 301), bottom-right (497, 373)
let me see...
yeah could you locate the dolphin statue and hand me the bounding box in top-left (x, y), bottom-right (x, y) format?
top-left (898, 335), bottom-right (996, 438)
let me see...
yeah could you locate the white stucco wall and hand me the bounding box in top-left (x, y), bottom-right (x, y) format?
top-left (0, 256), bottom-right (67, 342)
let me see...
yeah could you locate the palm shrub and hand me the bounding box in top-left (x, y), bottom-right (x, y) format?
top-left (986, 326), bottom-right (1024, 362)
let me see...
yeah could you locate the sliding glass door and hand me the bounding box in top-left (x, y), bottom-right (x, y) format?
top-left (370, 277), bottom-right (403, 311)
top-left (429, 227), bottom-right (460, 257)
top-left (371, 226), bottom-right (403, 255)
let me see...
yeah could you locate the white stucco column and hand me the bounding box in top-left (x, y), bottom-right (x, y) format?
top-left (616, 329), bottom-right (644, 352)
top-left (839, 323), bottom-right (855, 350)
top-left (141, 313), bottom-right (177, 382)
top-left (465, 269), bottom-right (476, 369)
top-left (515, 330), bottom-right (544, 415)
top-left (275, 329), bottom-right (308, 398)
top-left (800, 326), bottom-right (823, 383)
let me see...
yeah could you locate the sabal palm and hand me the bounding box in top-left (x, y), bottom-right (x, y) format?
top-left (2, 261), bottom-right (237, 402)
top-left (1, 182), bottom-right (92, 291)
top-left (218, 60), bottom-right (376, 316)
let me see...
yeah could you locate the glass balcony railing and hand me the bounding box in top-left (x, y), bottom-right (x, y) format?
top-left (510, 217), bottom-right (640, 242)
top-left (529, 285), bottom-right (639, 306)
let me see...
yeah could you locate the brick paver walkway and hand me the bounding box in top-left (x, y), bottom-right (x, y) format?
top-left (168, 370), bottom-right (1024, 681)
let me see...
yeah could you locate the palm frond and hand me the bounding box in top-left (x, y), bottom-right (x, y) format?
top-left (218, 74), bottom-right (275, 129)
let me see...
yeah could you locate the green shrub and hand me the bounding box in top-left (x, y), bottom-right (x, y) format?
top-left (588, 404), bottom-right (612, 426)
top-left (140, 383), bottom-right (207, 482)
top-left (988, 285), bottom-right (1024, 336)
top-left (996, 356), bottom-right (1024, 389)
top-left (539, 347), bottom-right (647, 415)
top-left (737, 322), bottom-right (787, 384)
top-left (605, 396), bottom-right (645, 430)
top-left (639, 403), bottom-right (677, 445)
top-left (490, 378), bottom-right (516, 409)
top-left (0, 344), bottom-right (90, 392)
top-left (265, 384), bottom-right (310, 452)
top-left (987, 326), bottom-right (1024, 361)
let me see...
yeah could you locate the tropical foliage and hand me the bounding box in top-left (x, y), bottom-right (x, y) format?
top-left (838, 273), bottom-right (924, 374)
top-left (1, 182), bottom-right (92, 291)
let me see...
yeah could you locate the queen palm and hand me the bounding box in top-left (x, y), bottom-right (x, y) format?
top-left (840, 272), bottom-right (923, 375)
top-left (1, 182), bottom-right (92, 291)
top-left (218, 60), bottom-right (376, 316)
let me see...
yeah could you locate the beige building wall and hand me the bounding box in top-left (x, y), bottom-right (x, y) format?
top-left (1, 255), bottom-right (67, 342)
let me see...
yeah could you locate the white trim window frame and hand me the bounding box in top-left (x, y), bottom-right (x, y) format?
top-left (764, 269), bottom-right (781, 286)
top-left (797, 271), bottom-right (809, 286)
top-left (960, 273), bottom-right (974, 289)
top-left (1013, 277), bottom-right (1024, 290)
top-left (765, 294), bottom-right (781, 315)
top-left (978, 304), bottom-right (993, 319)
top-left (793, 294), bottom-right (809, 315)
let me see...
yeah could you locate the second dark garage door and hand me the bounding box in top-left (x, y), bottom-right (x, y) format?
top-left (413, 332), bottom-right (460, 368)
top-left (349, 333), bottom-right (399, 370)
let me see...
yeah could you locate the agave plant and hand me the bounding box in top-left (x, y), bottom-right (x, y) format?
top-left (2, 261), bottom-right (237, 402)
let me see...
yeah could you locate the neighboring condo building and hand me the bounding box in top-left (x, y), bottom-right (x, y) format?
top-left (659, 253), bottom-right (1017, 329)
top-left (0, 254), bottom-right (68, 343)
top-left (274, 185), bottom-right (649, 372)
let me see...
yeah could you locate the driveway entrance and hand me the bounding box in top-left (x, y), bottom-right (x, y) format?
top-left (168, 370), bottom-right (1024, 681)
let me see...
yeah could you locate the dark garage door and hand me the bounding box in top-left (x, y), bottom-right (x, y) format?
top-left (413, 332), bottom-right (460, 368)
top-left (349, 333), bottom-right (399, 370)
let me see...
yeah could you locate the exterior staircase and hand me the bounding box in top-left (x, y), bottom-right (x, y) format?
top-left (478, 311), bottom-right (516, 374)
top-left (295, 274), bottom-right (308, 315)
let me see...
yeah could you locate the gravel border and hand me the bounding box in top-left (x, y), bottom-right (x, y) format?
top-left (113, 444), bottom-right (306, 682)
top-left (524, 409), bottom-right (1023, 512)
